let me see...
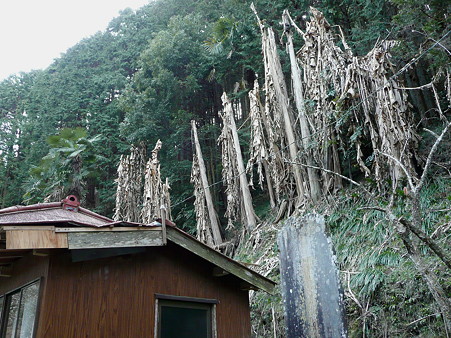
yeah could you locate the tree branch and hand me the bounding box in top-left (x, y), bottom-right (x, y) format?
top-left (397, 226), bottom-right (451, 332)
top-left (376, 151), bottom-right (416, 192)
top-left (399, 217), bottom-right (451, 270)
top-left (424, 128), bottom-right (439, 139)
top-left (283, 10), bottom-right (305, 36)
top-left (361, 206), bottom-right (451, 269)
top-left (407, 313), bottom-right (440, 327)
top-left (432, 84), bottom-right (447, 120)
top-left (418, 121), bottom-right (451, 192)
top-left (283, 160), bottom-right (373, 196)
top-left (395, 82), bottom-right (434, 91)
top-left (363, 205), bottom-right (451, 331)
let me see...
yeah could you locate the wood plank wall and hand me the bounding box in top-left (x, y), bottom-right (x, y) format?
top-left (37, 243), bottom-right (251, 337)
top-left (0, 253), bottom-right (49, 294)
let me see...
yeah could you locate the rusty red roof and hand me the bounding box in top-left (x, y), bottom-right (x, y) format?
top-left (0, 202), bottom-right (112, 227)
top-left (0, 195), bottom-right (170, 229)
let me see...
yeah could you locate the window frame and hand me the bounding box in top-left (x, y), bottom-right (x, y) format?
top-left (0, 296), bottom-right (4, 328)
top-left (0, 279), bottom-right (41, 338)
top-left (154, 294), bottom-right (217, 338)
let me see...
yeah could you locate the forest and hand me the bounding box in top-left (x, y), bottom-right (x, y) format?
top-left (0, 0), bottom-right (449, 336)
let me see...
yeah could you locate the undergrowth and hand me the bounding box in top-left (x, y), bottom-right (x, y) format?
top-left (234, 177), bottom-right (450, 337)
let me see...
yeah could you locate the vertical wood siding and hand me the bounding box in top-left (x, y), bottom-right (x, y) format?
top-left (37, 243), bottom-right (251, 337)
top-left (0, 253), bottom-right (48, 295)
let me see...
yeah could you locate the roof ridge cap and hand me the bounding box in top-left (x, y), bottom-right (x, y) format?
top-left (0, 202), bottom-right (62, 215)
top-left (77, 207), bottom-right (113, 222)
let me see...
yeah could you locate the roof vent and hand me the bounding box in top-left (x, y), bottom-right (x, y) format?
top-left (62, 195), bottom-right (80, 212)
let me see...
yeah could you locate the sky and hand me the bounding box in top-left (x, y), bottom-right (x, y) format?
top-left (0, 0), bottom-right (149, 81)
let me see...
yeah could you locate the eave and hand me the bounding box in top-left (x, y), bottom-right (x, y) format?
top-left (0, 223), bottom-right (275, 294)
top-left (166, 227), bottom-right (275, 294)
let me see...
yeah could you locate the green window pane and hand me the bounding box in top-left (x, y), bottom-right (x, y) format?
top-left (160, 306), bottom-right (209, 338)
top-left (157, 299), bottom-right (214, 338)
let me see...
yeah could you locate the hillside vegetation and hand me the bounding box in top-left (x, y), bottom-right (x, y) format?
top-left (0, 0), bottom-right (449, 336)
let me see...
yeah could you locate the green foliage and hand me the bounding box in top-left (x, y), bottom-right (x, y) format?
top-left (314, 0), bottom-right (395, 54)
top-left (389, 0), bottom-right (450, 70)
top-left (0, 71), bottom-right (43, 208)
top-left (204, 17), bottom-right (238, 56)
top-left (22, 128), bottom-right (101, 204)
top-left (326, 178), bottom-right (450, 337)
top-left (234, 176), bottom-right (450, 337)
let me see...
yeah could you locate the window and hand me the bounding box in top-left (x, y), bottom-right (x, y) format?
top-left (0, 280), bottom-right (40, 338)
top-left (155, 294), bottom-right (217, 338)
top-left (0, 297), bottom-right (3, 326)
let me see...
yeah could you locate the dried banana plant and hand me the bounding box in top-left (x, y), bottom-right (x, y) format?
top-left (252, 4), bottom-right (309, 208)
top-left (247, 79), bottom-right (276, 208)
top-left (191, 120), bottom-right (223, 247)
top-left (294, 7), bottom-right (417, 188)
top-left (141, 140), bottom-right (172, 224)
top-left (161, 178), bottom-right (172, 220)
top-left (283, 10), bottom-right (323, 200)
top-left (285, 9), bottom-right (345, 194)
top-left (219, 107), bottom-right (240, 230)
top-left (113, 144), bottom-right (146, 222)
top-left (261, 46), bottom-right (289, 206)
top-left (353, 41), bottom-right (417, 184)
top-left (219, 92), bottom-right (257, 231)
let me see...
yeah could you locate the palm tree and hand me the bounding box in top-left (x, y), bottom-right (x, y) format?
top-left (23, 128), bottom-right (101, 204)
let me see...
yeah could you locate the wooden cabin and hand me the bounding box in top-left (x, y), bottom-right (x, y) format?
top-left (0, 196), bottom-right (274, 338)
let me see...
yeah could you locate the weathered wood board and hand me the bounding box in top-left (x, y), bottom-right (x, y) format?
top-left (278, 214), bottom-right (347, 338)
top-left (55, 226), bottom-right (161, 233)
top-left (6, 230), bottom-right (68, 249)
top-left (67, 230), bottom-right (164, 249)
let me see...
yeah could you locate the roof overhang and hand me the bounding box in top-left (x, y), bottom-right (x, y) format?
top-left (0, 220), bottom-right (275, 294)
top-left (166, 227), bottom-right (275, 294)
